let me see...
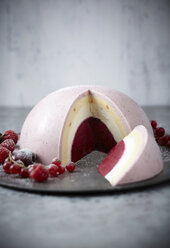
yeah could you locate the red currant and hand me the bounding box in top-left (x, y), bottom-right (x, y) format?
top-left (27, 163), bottom-right (39, 173)
top-left (52, 157), bottom-right (61, 167)
top-left (150, 120), bottom-right (157, 129)
top-left (48, 164), bottom-right (59, 177)
top-left (155, 127), bottom-right (165, 137)
top-left (10, 164), bottom-right (21, 174)
top-left (19, 168), bottom-right (29, 178)
top-left (66, 162), bottom-right (76, 172)
top-left (29, 164), bottom-right (49, 182)
top-left (58, 165), bottom-right (65, 175)
top-left (3, 161), bottom-right (13, 174)
top-left (158, 135), bottom-right (169, 146)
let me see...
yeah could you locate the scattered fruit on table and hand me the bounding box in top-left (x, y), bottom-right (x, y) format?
top-left (0, 146), bottom-right (10, 164)
top-left (0, 130), bottom-right (18, 144)
top-left (48, 164), bottom-right (59, 177)
top-left (0, 129), bottom-right (76, 182)
top-left (150, 120), bottom-right (170, 149)
top-left (13, 148), bottom-right (36, 166)
top-left (0, 139), bottom-right (15, 152)
top-left (0, 122), bottom-right (169, 184)
top-left (66, 162), bottom-right (76, 172)
top-left (29, 163), bottom-right (49, 182)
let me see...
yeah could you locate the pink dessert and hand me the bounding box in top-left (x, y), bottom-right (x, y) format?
top-left (98, 125), bottom-right (163, 185)
top-left (19, 85), bottom-right (163, 185)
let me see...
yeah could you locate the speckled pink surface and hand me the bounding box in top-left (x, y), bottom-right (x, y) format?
top-left (99, 125), bottom-right (163, 185)
top-left (20, 86), bottom-right (153, 165)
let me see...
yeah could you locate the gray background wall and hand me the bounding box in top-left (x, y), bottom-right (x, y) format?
top-left (0, 0), bottom-right (170, 107)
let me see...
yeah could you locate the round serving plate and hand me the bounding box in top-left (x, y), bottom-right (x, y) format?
top-left (0, 151), bottom-right (170, 195)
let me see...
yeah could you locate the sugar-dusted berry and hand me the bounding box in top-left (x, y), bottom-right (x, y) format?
top-left (29, 164), bottom-right (49, 182)
top-left (10, 164), bottom-right (22, 174)
top-left (19, 168), bottom-right (29, 178)
top-left (66, 162), bottom-right (76, 172)
top-left (1, 139), bottom-right (15, 152)
top-left (4, 130), bottom-right (18, 144)
top-left (52, 157), bottom-right (61, 167)
top-left (3, 160), bottom-right (13, 174)
top-left (0, 146), bottom-right (10, 164)
top-left (48, 164), bottom-right (59, 177)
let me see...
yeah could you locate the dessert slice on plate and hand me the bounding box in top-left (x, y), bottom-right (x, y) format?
top-left (98, 125), bottom-right (163, 186)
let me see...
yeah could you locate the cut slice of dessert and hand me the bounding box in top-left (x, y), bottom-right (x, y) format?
top-left (20, 86), bottom-right (153, 165)
top-left (98, 125), bottom-right (163, 185)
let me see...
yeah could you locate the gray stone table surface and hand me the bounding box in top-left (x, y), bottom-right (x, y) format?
top-left (0, 106), bottom-right (170, 248)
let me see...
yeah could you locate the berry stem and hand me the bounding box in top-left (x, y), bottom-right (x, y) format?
top-left (0, 133), bottom-right (5, 141)
top-left (9, 151), bottom-right (26, 168)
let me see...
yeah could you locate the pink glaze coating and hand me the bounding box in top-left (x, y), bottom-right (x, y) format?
top-left (20, 86), bottom-right (153, 165)
top-left (118, 126), bottom-right (163, 185)
top-left (98, 125), bottom-right (163, 185)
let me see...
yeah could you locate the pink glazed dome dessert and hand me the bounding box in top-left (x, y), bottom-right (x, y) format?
top-left (20, 85), bottom-right (163, 185)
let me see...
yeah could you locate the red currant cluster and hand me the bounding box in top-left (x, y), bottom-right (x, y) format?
top-left (150, 120), bottom-right (170, 149)
top-left (0, 129), bottom-right (75, 182)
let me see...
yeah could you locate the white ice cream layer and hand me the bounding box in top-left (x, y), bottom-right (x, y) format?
top-left (105, 129), bottom-right (143, 185)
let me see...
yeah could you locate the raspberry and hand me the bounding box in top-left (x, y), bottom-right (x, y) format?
top-left (4, 130), bottom-right (18, 144)
top-left (19, 168), bottom-right (29, 178)
top-left (0, 146), bottom-right (10, 164)
top-left (29, 164), bottom-right (49, 182)
top-left (48, 164), bottom-right (59, 177)
top-left (52, 157), bottom-right (61, 167)
top-left (155, 127), bottom-right (165, 137)
top-left (0, 139), bottom-right (15, 152)
top-left (66, 162), bottom-right (76, 172)
top-left (10, 164), bottom-right (21, 174)
top-left (150, 120), bottom-right (157, 129)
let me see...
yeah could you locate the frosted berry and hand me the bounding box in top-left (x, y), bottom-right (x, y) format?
top-left (0, 139), bottom-right (15, 152)
top-left (19, 168), bottom-right (29, 178)
top-left (150, 120), bottom-right (157, 129)
top-left (155, 127), bottom-right (165, 137)
top-left (14, 148), bottom-right (35, 166)
top-left (4, 130), bottom-right (18, 144)
top-left (58, 165), bottom-right (65, 175)
top-left (4, 157), bottom-right (12, 164)
top-left (48, 164), bottom-right (59, 177)
top-left (10, 164), bottom-right (21, 174)
top-left (3, 160), bottom-right (13, 174)
top-left (0, 146), bottom-right (10, 164)
top-left (29, 164), bottom-right (49, 182)
top-left (66, 162), bottom-right (76, 172)
top-left (27, 163), bottom-right (39, 174)
top-left (52, 157), bottom-right (61, 167)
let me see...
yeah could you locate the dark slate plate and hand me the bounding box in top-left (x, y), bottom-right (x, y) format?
top-left (0, 151), bottom-right (170, 195)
